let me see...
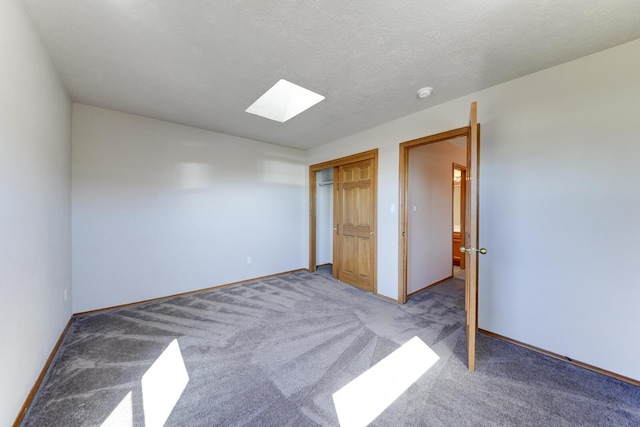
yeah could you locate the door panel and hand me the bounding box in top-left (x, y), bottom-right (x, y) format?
top-left (335, 159), bottom-right (375, 291)
top-left (342, 235), bottom-right (356, 276)
top-left (465, 102), bottom-right (479, 372)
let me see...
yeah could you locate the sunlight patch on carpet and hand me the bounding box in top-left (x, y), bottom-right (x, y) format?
top-left (141, 339), bottom-right (190, 427)
top-left (100, 391), bottom-right (133, 427)
top-left (332, 336), bottom-right (439, 427)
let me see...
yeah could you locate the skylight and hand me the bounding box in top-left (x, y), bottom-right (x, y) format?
top-left (245, 79), bottom-right (325, 123)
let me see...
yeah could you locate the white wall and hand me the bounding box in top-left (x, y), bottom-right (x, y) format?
top-left (408, 142), bottom-right (465, 294)
top-left (307, 39), bottom-right (640, 380)
top-left (316, 168), bottom-right (334, 266)
top-left (72, 104), bottom-right (307, 312)
top-left (0, 1), bottom-right (72, 424)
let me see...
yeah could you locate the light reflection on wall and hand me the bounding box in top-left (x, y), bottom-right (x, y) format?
top-left (260, 159), bottom-right (305, 186)
top-left (179, 162), bottom-right (215, 190)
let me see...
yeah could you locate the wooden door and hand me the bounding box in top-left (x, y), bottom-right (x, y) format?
top-left (464, 102), bottom-right (479, 371)
top-left (334, 159), bottom-right (375, 291)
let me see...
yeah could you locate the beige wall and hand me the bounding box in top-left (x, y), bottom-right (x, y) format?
top-left (0, 1), bottom-right (72, 424)
top-left (307, 39), bottom-right (640, 381)
top-left (72, 104), bottom-right (307, 312)
top-left (407, 142), bottom-right (465, 294)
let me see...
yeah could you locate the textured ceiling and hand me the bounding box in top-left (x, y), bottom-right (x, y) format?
top-left (22, 1), bottom-right (640, 150)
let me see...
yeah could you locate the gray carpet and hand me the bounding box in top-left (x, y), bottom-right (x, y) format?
top-left (22, 271), bottom-right (640, 426)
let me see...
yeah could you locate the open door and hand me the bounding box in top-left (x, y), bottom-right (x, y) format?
top-left (462, 101), bottom-right (485, 372)
top-left (397, 102), bottom-right (482, 370)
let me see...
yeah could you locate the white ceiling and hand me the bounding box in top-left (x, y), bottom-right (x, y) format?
top-left (22, 1), bottom-right (640, 150)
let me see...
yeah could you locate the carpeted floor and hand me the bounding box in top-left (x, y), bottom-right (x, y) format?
top-left (22, 271), bottom-right (640, 426)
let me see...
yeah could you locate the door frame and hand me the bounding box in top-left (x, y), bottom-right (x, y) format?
top-left (453, 164), bottom-right (467, 270)
top-left (398, 127), bottom-right (469, 304)
top-left (309, 149), bottom-right (378, 292)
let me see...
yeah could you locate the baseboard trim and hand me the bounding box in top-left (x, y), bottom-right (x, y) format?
top-left (407, 275), bottom-right (454, 298)
top-left (74, 268), bottom-right (308, 317)
top-left (479, 329), bottom-right (640, 388)
top-left (13, 267), bottom-right (386, 424)
top-left (374, 293), bottom-right (399, 304)
top-left (15, 268), bottom-right (309, 424)
top-left (13, 318), bottom-right (74, 427)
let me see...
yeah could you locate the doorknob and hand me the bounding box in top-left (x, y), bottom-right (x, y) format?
top-left (460, 247), bottom-right (487, 255)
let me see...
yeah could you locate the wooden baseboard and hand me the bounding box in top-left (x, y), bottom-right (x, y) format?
top-left (479, 329), bottom-right (640, 388)
top-left (407, 275), bottom-right (454, 298)
top-left (74, 268), bottom-right (307, 317)
top-left (14, 269), bottom-right (310, 424)
top-left (374, 292), bottom-right (399, 304)
top-left (13, 318), bottom-right (74, 427)
top-left (13, 267), bottom-right (404, 424)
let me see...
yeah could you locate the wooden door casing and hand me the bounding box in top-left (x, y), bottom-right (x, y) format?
top-left (397, 103), bottom-right (479, 371)
top-left (398, 127), bottom-right (470, 304)
top-left (309, 149), bottom-right (378, 294)
top-left (452, 164), bottom-right (467, 269)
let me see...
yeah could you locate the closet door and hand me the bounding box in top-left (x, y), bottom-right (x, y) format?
top-left (334, 159), bottom-right (375, 291)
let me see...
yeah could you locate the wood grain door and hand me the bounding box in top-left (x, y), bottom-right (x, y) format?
top-left (464, 102), bottom-right (479, 371)
top-left (334, 159), bottom-right (375, 291)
